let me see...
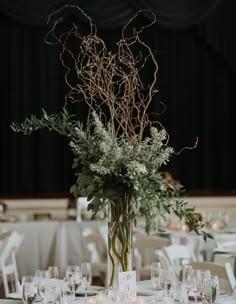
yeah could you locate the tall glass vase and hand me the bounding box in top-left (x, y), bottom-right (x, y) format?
top-left (107, 195), bottom-right (134, 288)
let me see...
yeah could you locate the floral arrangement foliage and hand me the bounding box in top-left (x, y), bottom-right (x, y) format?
top-left (11, 6), bottom-right (210, 240)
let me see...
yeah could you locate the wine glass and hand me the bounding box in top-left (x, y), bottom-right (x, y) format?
top-left (191, 270), bottom-right (202, 303)
top-left (182, 265), bottom-right (193, 295)
top-left (191, 269), bottom-right (211, 303)
top-left (48, 266), bottom-right (59, 279)
top-left (66, 265), bottom-right (81, 294)
top-left (159, 268), bottom-right (175, 296)
top-left (36, 270), bottom-right (49, 301)
top-left (62, 271), bottom-right (75, 302)
top-left (202, 275), bottom-right (219, 304)
top-left (202, 278), bottom-right (218, 304)
top-left (48, 266), bottom-right (59, 285)
top-left (151, 262), bottom-right (161, 300)
top-left (80, 263), bottom-right (92, 299)
top-left (199, 269), bottom-right (211, 283)
top-left (22, 276), bottom-right (37, 304)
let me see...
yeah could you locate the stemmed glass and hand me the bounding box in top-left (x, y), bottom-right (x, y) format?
top-left (80, 263), bottom-right (92, 300)
top-left (199, 269), bottom-right (211, 283)
top-left (159, 268), bottom-right (175, 296)
top-left (151, 262), bottom-right (161, 300)
top-left (202, 275), bottom-right (219, 304)
top-left (212, 275), bottom-right (220, 302)
top-left (62, 271), bottom-right (75, 302)
top-left (35, 270), bottom-right (49, 302)
top-left (48, 266), bottom-right (59, 286)
top-left (48, 266), bottom-right (59, 279)
top-left (182, 265), bottom-right (193, 296)
top-left (191, 269), bottom-right (211, 303)
top-left (191, 270), bottom-right (202, 303)
top-left (22, 276), bottom-right (37, 304)
top-left (66, 265), bottom-right (81, 294)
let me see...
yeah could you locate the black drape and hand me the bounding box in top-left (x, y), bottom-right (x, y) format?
top-left (0, 0), bottom-right (236, 196)
top-left (0, 0), bottom-right (222, 29)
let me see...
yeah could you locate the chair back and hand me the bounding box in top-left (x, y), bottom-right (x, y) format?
top-left (190, 261), bottom-right (236, 293)
top-left (133, 235), bottom-right (171, 280)
top-left (83, 230), bottom-right (107, 285)
top-left (0, 231), bottom-right (24, 297)
top-left (163, 244), bottom-right (197, 279)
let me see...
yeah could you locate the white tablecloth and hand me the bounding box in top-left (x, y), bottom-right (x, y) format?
top-left (0, 220), bottom-right (107, 278)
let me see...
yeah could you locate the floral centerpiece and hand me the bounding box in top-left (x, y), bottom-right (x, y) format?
top-left (11, 6), bottom-right (210, 287)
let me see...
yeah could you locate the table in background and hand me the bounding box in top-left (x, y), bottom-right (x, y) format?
top-left (0, 220), bottom-right (107, 278)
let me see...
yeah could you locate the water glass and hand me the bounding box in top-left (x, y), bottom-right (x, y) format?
top-left (44, 284), bottom-right (61, 304)
top-left (66, 265), bottom-right (81, 293)
top-left (202, 276), bottom-right (219, 304)
top-left (198, 269), bottom-right (211, 283)
top-left (182, 265), bottom-right (193, 294)
top-left (202, 279), bottom-right (214, 303)
top-left (172, 282), bottom-right (188, 304)
top-left (159, 268), bottom-right (175, 295)
top-left (48, 266), bottom-right (59, 286)
top-left (191, 270), bottom-right (202, 303)
top-left (22, 276), bottom-right (37, 304)
top-left (151, 262), bottom-right (161, 290)
top-left (61, 272), bottom-right (75, 303)
top-left (212, 275), bottom-right (220, 301)
top-left (190, 269), bottom-right (211, 303)
top-left (37, 270), bottom-right (50, 301)
top-left (48, 266), bottom-right (59, 279)
top-left (80, 263), bottom-right (92, 298)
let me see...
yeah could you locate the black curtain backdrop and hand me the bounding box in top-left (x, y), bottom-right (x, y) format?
top-left (0, 0), bottom-right (236, 197)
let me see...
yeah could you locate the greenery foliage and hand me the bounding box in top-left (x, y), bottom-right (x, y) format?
top-left (11, 108), bottom-right (211, 240)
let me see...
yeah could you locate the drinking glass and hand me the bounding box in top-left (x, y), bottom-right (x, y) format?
top-left (61, 272), bottom-right (75, 302)
top-left (191, 270), bottom-right (202, 303)
top-left (198, 269), bottom-right (211, 283)
top-left (48, 266), bottom-right (59, 279)
top-left (159, 268), bottom-right (175, 295)
top-left (151, 262), bottom-right (161, 300)
top-left (191, 269), bottom-right (211, 303)
top-left (44, 284), bottom-right (61, 304)
top-left (202, 276), bottom-right (219, 304)
top-left (48, 266), bottom-right (59, 286)
top-left (80, 263), bottom-right (92, 299)
top-left (66, 265), bottom-right (81, 294)
top-left (202, 279), bottom-right (216, 304)
top-left (211, 275), bottom-right (220, 302)
top-left (182, 265), bottom-right (193, 295)
top-left (36, 270), bottom-right (49, 301)
top-left (22, 276), bottom-right (37, 304)
top-left (172, 282), bottom-right (188, 304)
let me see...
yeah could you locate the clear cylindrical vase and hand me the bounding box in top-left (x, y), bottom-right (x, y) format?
top-left (107, 220), bottom-right (133, 288)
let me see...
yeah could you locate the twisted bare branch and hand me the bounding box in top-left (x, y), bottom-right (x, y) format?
top-left (45, 6), bottom-right (160, 142)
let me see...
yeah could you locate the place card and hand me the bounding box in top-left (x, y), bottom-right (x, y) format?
top-left (118, 270), bottom-right (136, 302)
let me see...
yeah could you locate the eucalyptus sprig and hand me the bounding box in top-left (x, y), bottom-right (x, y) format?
top-left (11, 107), bottom-right (211, 240)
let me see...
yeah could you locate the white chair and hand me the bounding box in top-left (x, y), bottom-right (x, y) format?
top-left (83, 230), bottom-right (107, 285)
top-left (155, 249), bottom-right (172, 269)
top-left (133, 235), bottom-right (171, 281)
top-left (0, 231), bottom-right (24, 298)
top-left (163, 244), bottom-right (197, 279)
top-left (190, 261), bottom-right (236, 293)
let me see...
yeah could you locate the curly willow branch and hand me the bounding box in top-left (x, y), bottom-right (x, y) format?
top-left (44, 5), bottom-right (161, 142)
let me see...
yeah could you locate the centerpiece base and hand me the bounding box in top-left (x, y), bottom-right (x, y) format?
top-left (107, 220), bottom-right (133, 288)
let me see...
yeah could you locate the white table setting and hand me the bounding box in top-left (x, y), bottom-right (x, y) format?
top-left (6, 261), bottom-right (236, 304)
